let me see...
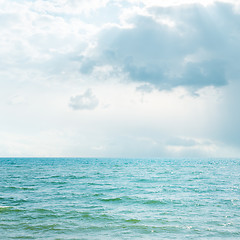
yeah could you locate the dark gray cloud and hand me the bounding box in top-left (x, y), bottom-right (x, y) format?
top-left (69, 89), bottom-right (99, 110)
top-left (78, 2), bottom-right (240, 91)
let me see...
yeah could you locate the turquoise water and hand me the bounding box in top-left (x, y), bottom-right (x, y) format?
top-left (0, 158), bottom-right (240, 239)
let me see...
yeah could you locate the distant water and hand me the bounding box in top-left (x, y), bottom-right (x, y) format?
top-left (0, 158), bottom-right (240, 239)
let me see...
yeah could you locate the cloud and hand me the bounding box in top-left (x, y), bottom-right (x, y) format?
top-left (77, 2), bottom-right (240, 91)
top-left (167, 137), bottom-right (199, 147)
top-left (136, 84), bottom-right (154, 93)
top-left (208, 80), bottom-right (240, 148)
top-left (164, 136), bottom-right (219, 158)
top-left (2, 0), bottom-right (238, 91)
top-left (0, 0), bottom-right (99, 85)
top-left (166, 136), bottom-right (214, 147)
top-left (69, 89), bottom-right (99, 110)
top-left (7, 95), bottom-right (26, 105)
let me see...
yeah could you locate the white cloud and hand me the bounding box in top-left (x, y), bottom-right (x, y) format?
top-left (69, 89), bottom-right (99, 110)
top-left (127, 0), bottom-right (240, 7)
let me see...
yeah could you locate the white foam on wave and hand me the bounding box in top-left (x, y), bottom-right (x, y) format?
top-left (0, 206), bottom-right (11, 208)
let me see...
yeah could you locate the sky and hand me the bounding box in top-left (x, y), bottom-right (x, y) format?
top-left (0, 0), bottom-right (240, 158)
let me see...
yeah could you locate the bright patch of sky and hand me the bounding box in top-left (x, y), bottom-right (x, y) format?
top-left (0, 0), bottom-right (240, 157)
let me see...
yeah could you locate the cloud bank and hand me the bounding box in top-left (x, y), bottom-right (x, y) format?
top-left (78, 2), bottom-right (240, 92)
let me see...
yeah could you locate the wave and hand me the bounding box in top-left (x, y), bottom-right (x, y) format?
top-left (100, 197), bottom-right (122, 202)
top-left (143, 199), bottom-right (167, 205)
top-left (3, 186), bottom-right (35, 190)
top-left (100, 196), bottom-right (133, 202)
top-left (0, 206), bottom-right (24, 213)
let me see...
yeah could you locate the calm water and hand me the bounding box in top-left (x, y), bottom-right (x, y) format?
top-left (0, 158), bottom-right (240, 239)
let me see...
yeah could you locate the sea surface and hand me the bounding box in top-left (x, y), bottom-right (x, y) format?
top-left (0, 158), bottom-right (240, 239)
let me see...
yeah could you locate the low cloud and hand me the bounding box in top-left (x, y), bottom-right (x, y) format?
top-left (167, 137), bottom-right (198, 147)
top-left (166, 136), bottom-right (212, 147)
top-left (69, 89), bottom-right (99, 110)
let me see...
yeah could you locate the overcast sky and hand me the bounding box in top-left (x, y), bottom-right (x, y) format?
top-left (0, 0), bottom-right (240, 158)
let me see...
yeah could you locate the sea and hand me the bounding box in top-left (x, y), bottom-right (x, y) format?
top-left (0, 158), bottom-right (239, 239)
